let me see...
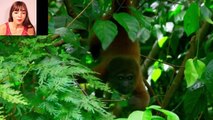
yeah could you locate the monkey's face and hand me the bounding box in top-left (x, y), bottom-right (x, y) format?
top-left (108, 72), bottom-right (137, 94)
top-left (105, 57), bottom-right (139, 94)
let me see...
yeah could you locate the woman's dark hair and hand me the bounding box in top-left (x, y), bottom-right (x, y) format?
top-left (8, 1), bottom-right (34, 28)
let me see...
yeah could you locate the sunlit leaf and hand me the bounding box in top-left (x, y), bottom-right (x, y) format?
top-left (158, 36), bottom-right (168, 48)
top-left (193, 59), bottom-right (206, 79)
top-left (184, 59), bottom-right (199, 87)
top-left (184, 59), bottom-right (206, 88)
top-left (128, 111), bottom-right (143, 120)
top-left (142, 109), bottom-right (152, 120)
top-left (147, 105), bottom-right (179, 120)
top-left (152, 116), bottom-right (165, 120)
top-left (161, 109), bottom-right (180, 120)
top-left (147, 105), bottom-right (161, 110)
top-left (151, 68), bottom-right (162, 82)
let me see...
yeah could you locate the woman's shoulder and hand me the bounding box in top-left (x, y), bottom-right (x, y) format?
top-left (0, 23), bottom-right (7, 35)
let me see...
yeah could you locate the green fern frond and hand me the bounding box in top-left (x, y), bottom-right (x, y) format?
top-left (82, 74), bottom-right (111, 92)
top-left (79, 95), bottom-right (108, 115)
top-left (0, 107), bottom-right (5, 120)
top-left (38, 101), bottom-right (59, 116)
top-left (0, 84), bottom-right (28, 105)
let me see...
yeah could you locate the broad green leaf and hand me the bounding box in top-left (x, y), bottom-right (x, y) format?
top-left (158, 36), bottom-right (168, 48)
top-left (184, 59), bottom-right (206, 88)
top-left (193, 59), bottom-right (206, 78)
top-left (142, 109), bottom-right (152, 120)
top-left (130, 7), bottom-right (152, 30)
top-left (137, 28), bottom-right (151, 43)
top-left (93, 20), bottom-right (118, 50)
top-left (184, 59), bottom-right (199, 87)
top-left (203, 60), bottom-right (213, 98)
top-left (150, 106), bottom-right (179, 120)
top-left (184, 3), bottom-right (200, 36)
top-left (152, 116), bottom-right (165, 120)
top-left (201, 5), bottom-right (213, 24)
top-left (113, 13), bottom-right (140, 42)
top-left (183, 82), bottom-right (207, 120)
top-left (55, 27), bottom-right (78, 43)
top-left (55, 27), bottom-right (68, 37)
top-left (128, 111), bottom-right (143, 120)
top-left (160, 109), bottom-right (179, 120)
top-left (204, 36), bottom-right (213, 53)
top-left (147, 105), bottom-right (179, 120)
top-left (204, 60), bottom-right (213, 81)
top-left (151, 68), bottom-right (162, 82)
top-left (146, 105), bottom-right (161, 110)
top-left (115, 118), bottom-right (127, 120)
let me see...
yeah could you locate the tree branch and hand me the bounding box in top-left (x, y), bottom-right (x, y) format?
top-left (66, 0), bottom-right (94, 28)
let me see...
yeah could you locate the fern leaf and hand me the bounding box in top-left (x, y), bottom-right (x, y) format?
top-left (0, 107), bottom-right (5, 120)
top-left (0, 84), bottom-right (28, 105)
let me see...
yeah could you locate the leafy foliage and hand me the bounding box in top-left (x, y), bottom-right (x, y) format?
top-left (184, 3), bottom-right (200, 36)
top-left (202, 59), bottom-right (213, 101)
top-left (113, 13), bottom-right (140, 42)
top-left (0, 37), bottom-right (113, 119)
top-left (0, 107), bottom-right (5, 120)
top-left (93, 20), bottom-right (118, 50)
top-left (184, 59), bottom-right (206, 87)
top-left (115, 105), bottom-right (179, 120)
top-left (1, 0), bottom-right (213, 119)
top-left (183, 82), bottom-right (207, 120)
top-left (0, 84), bottom-right (28, 105)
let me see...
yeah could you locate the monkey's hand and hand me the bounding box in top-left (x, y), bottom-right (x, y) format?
top-left (128, 91), bottom-right (149, 110)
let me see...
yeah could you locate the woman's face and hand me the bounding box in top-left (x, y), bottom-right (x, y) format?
top-left (12, 7), bottom-right (26, 25)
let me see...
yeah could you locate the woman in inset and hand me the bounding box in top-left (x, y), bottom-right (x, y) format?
top-left (0, 1), bottom-right (35, 35)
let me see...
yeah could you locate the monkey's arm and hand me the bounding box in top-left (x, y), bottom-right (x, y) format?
top-left (129, 79), bottom-right (150, 110)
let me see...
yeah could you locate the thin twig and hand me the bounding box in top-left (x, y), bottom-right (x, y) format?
top-left (50, 0), bottom-right (94, 42)
top-left (74, 80), bottom-right (88, 96)
top-left (101, 99), bottom-right (126, 102)
top-left (66, 0), bottom-right (94, 28)
top-left (141, 54), bottom-right (184, 68)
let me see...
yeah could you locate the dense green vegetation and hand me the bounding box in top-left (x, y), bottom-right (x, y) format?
top-left (0, 0), bottom-right (213, 119)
